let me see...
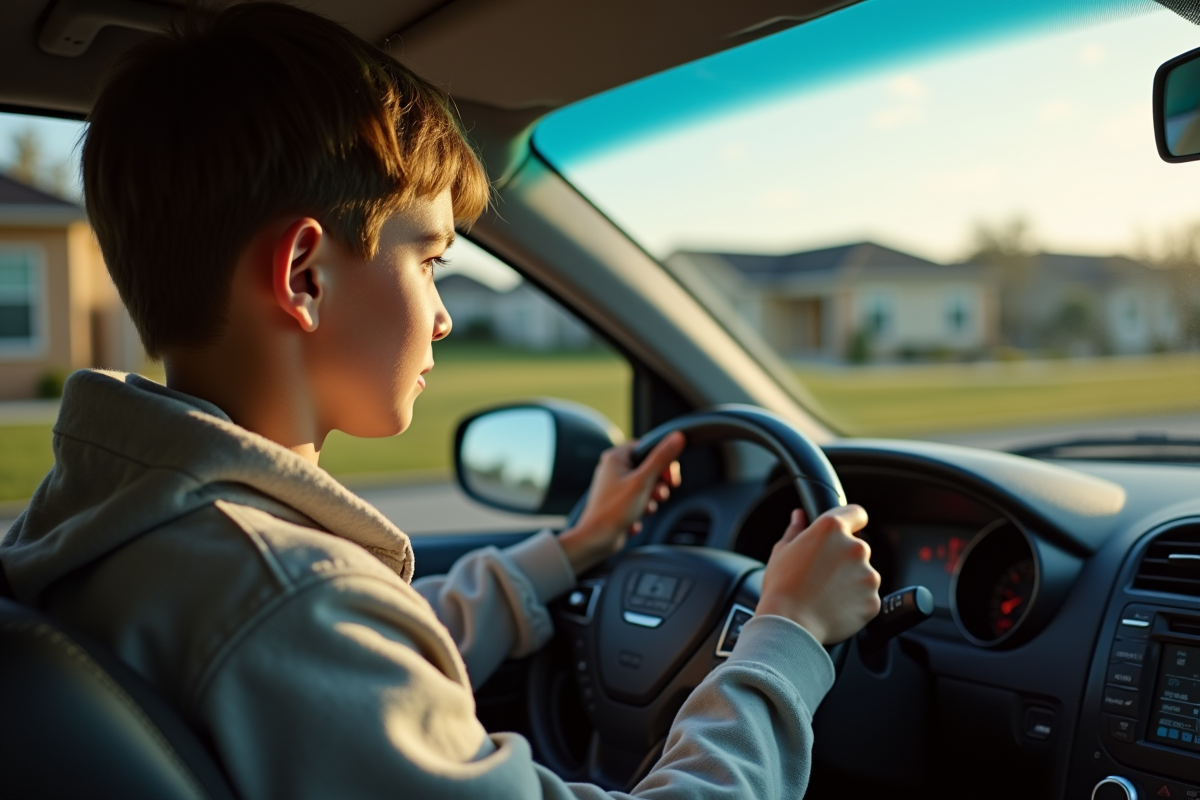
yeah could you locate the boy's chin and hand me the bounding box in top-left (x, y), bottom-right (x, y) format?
top-left (337, 404), bottom-right (413, 439)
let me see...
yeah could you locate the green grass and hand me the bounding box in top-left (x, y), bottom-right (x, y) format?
top-left (798, 353), bottom-right (1200, 436)
top-left (4, 349), bottom-right (1200, 504)
top-left (0, 346), bottom-right (632, 504)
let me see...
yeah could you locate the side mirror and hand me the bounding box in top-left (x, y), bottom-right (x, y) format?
top-left (453, 400), bottom-right (622, 515)
top-left (1155, 45), bottom-right (1200, 162)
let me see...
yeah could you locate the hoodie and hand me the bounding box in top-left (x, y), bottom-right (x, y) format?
top-left (1, 369), bottom-right (834, 800)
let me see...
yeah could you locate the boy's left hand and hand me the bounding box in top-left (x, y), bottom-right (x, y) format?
top-left (557, 431), bottom-right (686, 576)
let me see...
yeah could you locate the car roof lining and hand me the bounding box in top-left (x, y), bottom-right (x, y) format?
top-left (0, 0), bottom-right (859, 118)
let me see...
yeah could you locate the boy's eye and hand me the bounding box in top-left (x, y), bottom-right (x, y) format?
top-left (426, 256), bottom-right (450, 273)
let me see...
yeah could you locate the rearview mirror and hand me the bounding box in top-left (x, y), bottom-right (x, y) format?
top-left (1155, 45), bottom-right (1200, 162)
top-left (454, 401), bottom-right (622, 515)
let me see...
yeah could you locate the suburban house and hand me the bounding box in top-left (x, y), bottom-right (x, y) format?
top-left (665, 241), bottom-right (998, 362)
top-left (0, 173), bottom-right (141, 400)
top-left (998, 253), bottom-right (1181, 356)
top-left (435, 273), bottom-right (594, 350)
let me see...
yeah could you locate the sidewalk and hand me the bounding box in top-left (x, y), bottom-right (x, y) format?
top-left (0, 399), bottom-right (59, 425)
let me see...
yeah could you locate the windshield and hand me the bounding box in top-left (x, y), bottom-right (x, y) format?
top-left (535, 0), bottom-right (1200, 452)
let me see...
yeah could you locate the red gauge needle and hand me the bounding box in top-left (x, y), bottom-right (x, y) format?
top-left (1000, 597), bottom-right (1022, 615)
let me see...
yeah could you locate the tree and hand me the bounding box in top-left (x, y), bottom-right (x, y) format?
top-left (2, 127), bottom-right (72, 198)
top-left (965, 216), bottom-right (1037, 349)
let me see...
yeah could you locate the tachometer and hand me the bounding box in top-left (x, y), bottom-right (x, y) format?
top-left (988, 558), bottom-right (1035, 638)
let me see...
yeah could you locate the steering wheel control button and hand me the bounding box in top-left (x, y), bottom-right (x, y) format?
top-left (1107, 663), bottom-right (1144, 689)
top-left (1112, 642), bottom-right (1147, 664)
top-left (1023, 706), bottom-right (1055, 740)
top-left (1093, 776), bottom-right (1139, 800)
top-left (624, 571), bottom-right (693, 621)
top-left (715, 604), bottom-right (756, 658)
top-left (622, 611), bottom-right (664, 628)
top-left (1102, 686), bottom-right (1140, 716)
top-left (618, 651), bottom-right (642, 669)
top-left (1107, 715), bottom-right (1137, 743)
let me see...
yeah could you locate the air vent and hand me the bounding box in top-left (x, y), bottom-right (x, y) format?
top-left (666, 510), bottom-right (711, 546)
top-left (1133, 523), bottom-right (1200, 597)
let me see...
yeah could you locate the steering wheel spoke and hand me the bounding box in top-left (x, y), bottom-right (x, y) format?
top-left (529, 406), bottom-right (849, 787)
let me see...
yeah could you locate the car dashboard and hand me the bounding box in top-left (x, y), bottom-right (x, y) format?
top-left (638, 439), bottom-right (1200, 799)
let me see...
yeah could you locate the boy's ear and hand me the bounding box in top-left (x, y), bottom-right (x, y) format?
top-left (272, 218), bottom-right (325, 333)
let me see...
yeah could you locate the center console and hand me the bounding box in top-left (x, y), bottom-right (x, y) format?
top-left (1071, 597), bottom-right (1200, 798)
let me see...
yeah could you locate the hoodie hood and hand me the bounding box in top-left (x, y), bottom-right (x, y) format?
top-left (1, 370), bottom-right (414, 604)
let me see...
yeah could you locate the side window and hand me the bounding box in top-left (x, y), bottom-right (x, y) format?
top-left (320, 238), bottom-right (633, 536)
top-left (0, 246), bottom-right (45, 356)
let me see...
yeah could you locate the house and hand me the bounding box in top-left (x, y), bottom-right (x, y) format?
top-left (435, 273), bottom-right (593, 350)
top-left (999, 253), bottom-right (1180, 356)
top-left (665, 242), bottom-right (998, 362)
top-left (0, 173), bottom-right (141, 399)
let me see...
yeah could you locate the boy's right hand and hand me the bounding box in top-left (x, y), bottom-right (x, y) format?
top-left (756, 504), bottom-right (882, 645)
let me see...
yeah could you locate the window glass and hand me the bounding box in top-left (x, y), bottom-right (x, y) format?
top-left (535, 0), bottom-right (1200, 449)
top-left (318, 237), bottom-right (632, 535)
top-left (0, 111), bottom-right (632, 536)
top-left (0, 250), bottom-right (38, 345)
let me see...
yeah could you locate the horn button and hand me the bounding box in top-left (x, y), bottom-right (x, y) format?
top-left (596, 547), bottom-right (757, 706)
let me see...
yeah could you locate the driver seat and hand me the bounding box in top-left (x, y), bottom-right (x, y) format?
top-left (0, 565), bottom-right (238, 800)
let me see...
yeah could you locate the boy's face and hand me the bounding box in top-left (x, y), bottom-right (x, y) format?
top-left (314, 191), bottom-right (454, 439)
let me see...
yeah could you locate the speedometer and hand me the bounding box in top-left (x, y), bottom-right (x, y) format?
top-left (988, 558), bottom-right (1036, 639)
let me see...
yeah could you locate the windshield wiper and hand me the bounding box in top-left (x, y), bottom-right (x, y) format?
top-left (1011, 434), bottom-right (1200, 464)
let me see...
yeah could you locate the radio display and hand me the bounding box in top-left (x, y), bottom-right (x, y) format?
top-left (1149, 642), bottom-right (1200, 753)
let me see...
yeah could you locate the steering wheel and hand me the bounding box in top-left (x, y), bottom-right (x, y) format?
top-left (526, 405), bottom-right (847, 790)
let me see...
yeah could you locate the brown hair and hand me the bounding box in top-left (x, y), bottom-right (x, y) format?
top-left (83, 2), bottom-right (489, 357)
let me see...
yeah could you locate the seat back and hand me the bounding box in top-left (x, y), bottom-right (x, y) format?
top-left (0, 587), bottom-right (238, 800)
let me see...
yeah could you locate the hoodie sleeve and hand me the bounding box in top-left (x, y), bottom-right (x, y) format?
top-left (195, 571), bottom-right (834, 800)
top-left (411, 530), bottom-right (577, 689)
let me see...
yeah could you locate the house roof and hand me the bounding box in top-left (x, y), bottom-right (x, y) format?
top-left (674, 241), bottom-right (982, 286)
top-left (435, 272), bottom-right (501, 294)
top-left (0, 172), bottom-right (75, 206)
top-left (688, 241), bottom-right (940, 277)
top-left (1027, 252), bottom-right (1156, 287)
top-left (0, 172), bottom-right (82, 226)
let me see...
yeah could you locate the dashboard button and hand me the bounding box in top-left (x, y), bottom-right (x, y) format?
top-left (1107, 715), bottom-right (1136, 743)
top-left (1102, 686), bottom-right (1140, 716)
top-left (1111, 642), bottom-right (1147, 664)
top-left (1106, 663), bottom-right (1143, 689)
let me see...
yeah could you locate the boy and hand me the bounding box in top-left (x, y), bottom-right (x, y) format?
top-left (0, 4), bottom-right (880, 799)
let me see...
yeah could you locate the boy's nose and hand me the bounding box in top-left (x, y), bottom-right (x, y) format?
top-left (432, 308), bottom-right (452, 341)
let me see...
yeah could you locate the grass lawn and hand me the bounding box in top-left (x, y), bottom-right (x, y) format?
top-left (3, 349), bottom-right (1200, 504)
top-left (0, 345), bottom-right (633, 504)
top-left (798, 353), bottom-right (1200, 436)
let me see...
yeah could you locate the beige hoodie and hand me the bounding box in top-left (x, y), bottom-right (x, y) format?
top-left (1, 369), bottom-right (835, 800)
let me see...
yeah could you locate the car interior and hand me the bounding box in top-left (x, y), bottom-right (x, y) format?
top-left (4, 1), bottom-right (1200, 799)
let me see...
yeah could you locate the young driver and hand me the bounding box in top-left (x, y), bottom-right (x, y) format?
top-left (0, 5), bottom-right (881, 798)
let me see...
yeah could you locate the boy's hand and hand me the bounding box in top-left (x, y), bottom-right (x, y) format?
top-left (557, 432), bottom-right (686, 576)
top-left (756, 505), bottom-right (881, 645)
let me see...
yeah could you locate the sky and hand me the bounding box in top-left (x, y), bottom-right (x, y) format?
top-left (539, 3), bottom-right (1200, 264)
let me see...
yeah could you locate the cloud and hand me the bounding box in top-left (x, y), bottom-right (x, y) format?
top-left (758, 188), bottom-right (802, 209)
top-left (922, 165), bottom-right (1001, 196)
top-left (888, 74), bottom-right (929, 99)
top-left (1039, 99), bottom-right (1074, 123)
top-left (720, 141), bottom-right (748, 162)
top-left (1078, 43), bottom-right (1106, 66)
top-left (870, 104), bottom-right (923, 130)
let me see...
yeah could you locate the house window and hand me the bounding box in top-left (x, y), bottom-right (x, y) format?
top-left (946, 292), bottom-right (972, 334)
top-left (0, 247), bottom-right (44, 357)
top-left (863, 292), bottom-right (893, 336)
